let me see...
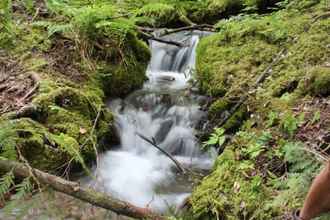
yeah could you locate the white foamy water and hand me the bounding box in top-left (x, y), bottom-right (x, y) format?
top-left (95, 31), bottom-right (216, 212)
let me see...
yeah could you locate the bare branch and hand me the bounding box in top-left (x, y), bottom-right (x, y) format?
top-left (135, 132), bottom-right (186, 173)
top-left (158, 24), bottom-right (216, 37)
top-left (138, 31), bottom-right (184, 47)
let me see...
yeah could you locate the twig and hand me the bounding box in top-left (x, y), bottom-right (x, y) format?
top-left (80, 106), bottom-right (102, 169)
top-left (19, 72), bottom-right (40, 103)
top-left (90, 106), bottom-right (102, 168)
top-left (312, 12), bottom-right (330, 23)
top-left (16, 145), bottom-right (42, 192)
top-left (135, 132), bottom-right (186, 173)
top-left (158, 24), bottom-right (216, 37)
top-left (138, 31), bottom-right (184, 47)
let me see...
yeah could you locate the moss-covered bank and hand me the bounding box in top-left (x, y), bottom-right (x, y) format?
top-left (0, 0), bottom-right (151, 172)
top-left (188, 0), bottom-right (330, 219)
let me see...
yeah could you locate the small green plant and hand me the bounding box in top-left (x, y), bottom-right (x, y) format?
top-left (267, 111), bottom-right (279, 127)
top-left (0, 0), bottom-right (15, 48)
top-left (281, 112), bottom-right (304, 137)
top-left (203, 127), bottom-right (226, 149)
top-left (243, 142), bottom-right (264, 159)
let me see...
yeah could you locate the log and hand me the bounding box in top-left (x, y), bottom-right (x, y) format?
top-left (0, 159), bottom-right (165, 220)
top-left (6, 104), bottom-right (39, 119)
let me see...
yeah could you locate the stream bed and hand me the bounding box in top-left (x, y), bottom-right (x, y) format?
top-left (94, 30), bottom-right (216, 212)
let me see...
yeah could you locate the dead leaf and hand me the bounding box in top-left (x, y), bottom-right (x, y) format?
top-left (79, 127), bottom-right (87, 135)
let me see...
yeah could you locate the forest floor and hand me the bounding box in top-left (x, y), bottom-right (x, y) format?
top-left (0, 0), bottom-right (330, 219)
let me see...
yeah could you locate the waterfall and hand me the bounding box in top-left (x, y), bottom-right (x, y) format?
top-left (96, 30), bottom-right (216, 212)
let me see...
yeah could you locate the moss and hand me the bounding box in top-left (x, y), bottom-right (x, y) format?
top-left (299, 67), bottom-right (330, 97)
top-left (191, 127), bottom-right (323, 219)
top-left (223, 106), bottom-right (248, 132)
top-left (191, 146), bottom-right (273, 219)
top-left (135, 3), bottom-right (184, 28)
top-left (33, 87), bottom-right (102, 120)
top-left (192, 2), bottom-right (329, 219)
top-left (0, 118), bottom-right (76, 171)
top-left (208, 99), bottom-right (230, 118)
top-left (31, 86), bottom-right (113, 162)
top-left (196, 33), bottom-right (278, 97)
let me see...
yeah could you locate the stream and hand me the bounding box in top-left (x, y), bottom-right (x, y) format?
top-left (94, 30), bottom-right (216, 212)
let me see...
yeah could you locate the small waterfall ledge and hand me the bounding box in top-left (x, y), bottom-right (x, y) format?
top-left (95, 31), bottom-right (216, 212)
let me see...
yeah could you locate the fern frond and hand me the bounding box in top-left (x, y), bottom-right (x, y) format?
top-left (15, 177), bottom-right (32, 200)
top-left (33, 21), bottom-right (73, 37)
top-left (0, 171), bottom-right (14, 200)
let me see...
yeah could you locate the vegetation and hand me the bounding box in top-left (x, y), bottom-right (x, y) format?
top-left (0, 0), bottom-right (329, 219)
top-left (189, 0), bottom-right (330, 219)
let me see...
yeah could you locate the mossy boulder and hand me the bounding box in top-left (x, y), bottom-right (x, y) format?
top-left (31, 87), bottom-right (113, 164)
top-left (134, 3), bottom-right (190, 28)
top-left (209, 99), bottom-right (230, 118)
top-left (0, 118), bottom-right (82, 171)
top-left (72, 4), bottom-right (151, 96)
top-left (34, 87), bottom-right (102, 120)
top-left (96, 37), bottom-right (150, 97)
top-left (193, 2), bottom-right (329, 219)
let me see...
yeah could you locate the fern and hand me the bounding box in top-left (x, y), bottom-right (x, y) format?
top-left (51, 133), bottom-right (90, 174)
top-left (0, 171), bottom-right (14, 201)
top-left (14, 177), bottom-right (32, 200)
top-left (32, 21), bottom-right (73, 37)
top-left (45, 0), bottom-right (78, 16)
top-left (203, 127), bottom-right (226, 149)
top-left (0, 0), bottom-right (15, 47)
top-left (0, 0), bottom-right (12, 21)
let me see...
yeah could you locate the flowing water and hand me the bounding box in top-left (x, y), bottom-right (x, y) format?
top-left (95, 31), bottom-right (216, 212)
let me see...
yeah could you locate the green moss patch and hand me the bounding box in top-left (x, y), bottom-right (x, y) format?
top-left (300, 67), bottom-right (330, 97)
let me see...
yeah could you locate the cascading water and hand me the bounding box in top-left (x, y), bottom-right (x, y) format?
top-left (95, 31), bottom-right (216, 212)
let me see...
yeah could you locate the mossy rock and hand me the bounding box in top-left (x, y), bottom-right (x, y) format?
top-left (196, 32), bottom-right (278, 97)
top-left (209, 99), bottom-right (231, 118)
top-left (300, 67), bottom-right (330, 97)
top-left (32, 86), bottom-right (113, 161)
top-left (191, 147), bottom-right (273, 219)
top-left (135, 3), bottom-right (187, 28)
top-left (0, 118), bottom-right (79, 171)
top-left (33, 87), bottom-right (101, 120)
top-left (94, 32), bottom-right (150, 97)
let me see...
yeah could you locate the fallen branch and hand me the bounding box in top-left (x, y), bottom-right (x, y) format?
top-left (19, 72), bottom-right (40, 103)
top-left (312, 12), bottom-right (330, 23)
top-left (0, 159), bottom-right (165, 220)
top-left (136, 132), bottom-right (186, 173)
top-left (138, 31), bottom-right (184, 47)
top-left (158, 24), bottom-right (216, 37)
top-left (7, 104), bottom-right (39, 119)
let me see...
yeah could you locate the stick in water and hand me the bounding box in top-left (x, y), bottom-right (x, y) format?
top-left (135, 132), bottom-right (186, 173)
